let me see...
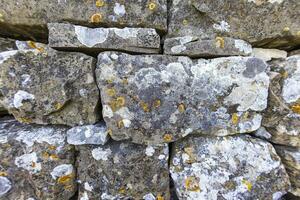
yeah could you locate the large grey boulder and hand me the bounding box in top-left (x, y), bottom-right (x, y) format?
top-left (0, 0), bottom-right (167, 40)
top-left (262, 55), bottom-right (300, 147)
top-left (0, 117), bottom-right (76, 200)
top-left (170, 135), bottom-right (290, 200)
top-left (0, 42), bottom-right (100, 126)
top-left (96, 52), bottom-right (269, 144)
top-left (48, 23), bottom-right (161, 55)
top-left (76, 141), bottom-right (169, 200)
top-left (167, 0), bottom-right (300, 50)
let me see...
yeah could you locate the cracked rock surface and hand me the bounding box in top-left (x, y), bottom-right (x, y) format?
top-left (96, 52), bottom-right (269, 144)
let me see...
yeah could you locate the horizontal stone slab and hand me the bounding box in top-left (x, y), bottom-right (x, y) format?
top-left (164, 36), bottom-right (252, 58)
top-left (252, 48), bottom-right (287, 62)
top-left (48, 23), bottom-right (161, 55)
top-left (0, 0), bottom-right (167, 40)
top-left (0, 42), bottom-right (100, 126)
top-left (167, 0), bottom-right (300, 49)
top-left (170, 135), bottom-right (290, 199)
top-left (96, 52), bottom-right (269, 144)
top-left (0, 117), bottom-right (76, 200)
top-left (76, 142), bottom-right (169, 199)
top-left (262, 55), bottom-right (300, 147)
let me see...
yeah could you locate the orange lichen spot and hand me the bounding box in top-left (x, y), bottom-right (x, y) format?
top-left (183, 147), bottom-right (195, 164)
top-left (117, 120), bottom-right (124, 129)
top-left (58, 174), bottom-right (73, 184)
top-left (91, 13), bottom-right (103, 23)
top-left (215, 37), bottom-right (225, 48)
top-left (64, 185), bottom-right (74, 191)
top-left (242, 179), bottom-right (252, 191)
top-left (116, 96), bottom-right (126, 107)
top-left (178, 103), bottom-right (186, 113)
top-left (96, 0), bottom-right (105, 7)
top-left (148, 2), bottom-right (157, 10)
top-left (106, 88), bottom-right (116, 97)
top-left (31, 162), bottom-right (36, 168)
top-left (140, 101), bottom-right (150, 112)
top-left (18, 117), bottom-right (32, 124)
top-left (182, 19), bottom-right (188, 26)
top-left (154, 99), bottom-right (161, 108)
top-left (157, 194), bottom-right (164, 200)
top-left (231, 113), bottom-right (239, 125)
top-left (291, 104), bottom-right (300, 114)
top-left (185, 176), bottom-right (200, 192)
top-left (163, 134), bottom-right (173, 142)
top-left (283, 27), bottom-right (290, 32)
top-left (48, 145), bottom-right (57, 150)
top-left (54, 102), bottom-right (63, 110)
top-left (281, 71), bottom-right (289, 78)
top-left (50, 154), bottom-right (59, 160)
top-left (119, 187), bottom-right (126, 194)
top-left (27, 41), bottom-right (44, 52)
top-left (42, 152), bottom-right (50, 159)
top-left (0, 172), bottom-right (7, 176)
top-left (107, 129), bottom-right (113, 136)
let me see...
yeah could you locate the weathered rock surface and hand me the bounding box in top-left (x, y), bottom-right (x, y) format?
top-left (48, 23), bottom-right (161, 55)
top-left (0, 0), bottom-right (167, 40)
top-left (263, 55), bottom-right (300, 147)
top-left (0, 42), bottom-right (100, 126)
top-left (274, 145), bottom-right (300, 197)
top-left (252, 48), bottom-right (287, 62)
top-left (96, 52), bottom-right (269, 144)
top-left (67, 122), bottom-right (109, 145)
top-left (168, 0), bottom-right (300, 49)
top-left (0, 117), bottom-right (76, 200)
top-left (164, 36), bottom-right (252, 58)
top-left (170, 135), bottom-right (290, 200)
top-left (76, 141), bottom-right (169, 199)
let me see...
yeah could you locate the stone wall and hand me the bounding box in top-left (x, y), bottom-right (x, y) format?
top-left (0, 0), bottom-right (299, 199)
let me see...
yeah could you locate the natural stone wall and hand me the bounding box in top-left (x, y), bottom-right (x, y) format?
top-left (0, 1), bottom-right (299, 200)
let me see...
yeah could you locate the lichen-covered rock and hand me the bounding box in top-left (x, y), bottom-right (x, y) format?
top-left (0, 117), bottom-right (76, 200)
top-left (274, 145), bottom-right (300, 197)
top-left (0, 37), bottom-right (16, 52)
top-left (67, 122), bottom-right (109, 145)
top-left (170, 135), bottom-right (290, 200)
top-left (0, 0), bottom-right (167, 40)
top-left (252, 48), bottom-right (287, 62)
top-left (76, 141), bottom-right (169, 200)
top-left (48, 23), bottom-right (161, 55)
top-left (164, 36), bottom-right (252, 58)
top-left (263, 55), bottom-right (300, 147)
top-left (0, 42), bottom-right (100, 126)
top-left (168, 0), bottom-right (300, 50)
top-left (96, 52), bottom-right (269, 144)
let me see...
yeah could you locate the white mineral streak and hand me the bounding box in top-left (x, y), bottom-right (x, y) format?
top-left (282, 65), bottom-right (300, 104)
top-left (13, 90), bottom-right (35, 108)
top-left (213, 21), bottom-right (231, 32)
top-left (75, 26), bottom-right (109, 47)
top-left (91, 147), bottom-right (112, 161)
top-left (113, 28), bottom-right (138, 39)
top-left (145, 146), bottom-right (155, 157)
top-left (113, 3), bottom-right (126, 16)
top-left (0, 177), bottom-right (12, 197)
top-left (234, 39), bottom-right (252, 54)
top-left (0, 50), bottom-right (18, 64)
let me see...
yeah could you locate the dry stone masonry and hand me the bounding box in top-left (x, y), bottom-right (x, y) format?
top-left (0, 0), bottom-right (299, 200)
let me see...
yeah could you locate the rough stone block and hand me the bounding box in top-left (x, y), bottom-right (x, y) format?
top-left (96, 52), bottom-right (269, 144)
top-left (0, 42), bottom-right (100, 126)
top-left (48, 23), bottom-right (161, 55)
top-left (164, 36), bottom-right (252, 58)
top-left (0, 117), bottom-right (76, 200)
top-left (252, 48), bottom-right (287, 62)
top-left (76, 141), bottom-right (169, 199)
top-left (167, 0), bottom-right (300, 49)
top-left (170, 135), bottom-right (290, 200)
top-left (263, 55), bottom-right (300, 147)
top-left (0, 0), bottom-right (167, 40)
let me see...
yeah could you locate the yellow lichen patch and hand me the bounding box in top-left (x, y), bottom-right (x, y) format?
top-left (90, 13), bottom-right (103, 23)
top-left (107, 129), bottom-right (113, 136)
top-left (157, 194), bottom-right (164, 200)
top-left (163, 134), bottom-right (173, 142)
top-left (291, 104), bottom-right (300, 114)
top-left (283, 27), bottom-right (290, 32)
top-left (242, 179), bottom-right (252, 191)
top-left (183, 147), bottom-right (195, 164)
top-left (148, 2), bottom-right (157, 11)
top-left (106, 88), bottom-right (116, 97)
top-left (281, 71), bottom-right (289, 78)
top-left (178, 103), bottom-right (186, 113)
top-left (0, 172), bottom-right (7, 176)
top-left (117, 120), bottom-right (124, 129)
top-left (50, 154), bottom-right (59, 160)
top-left (58, 174), bottom-right (73, 184)
top-left (119, 187), bottom-right (126, 194)
top-left (27, 41), bottom-right (44, 52)
top-left (185, 176), bottom-right (200, 192)
top-left (231, 113), bottom-right (239, 125)
top-left (106, 79), bottom-right (114, 84)
top-left (42, 152), bottom-right (50, 159)
top-left (116, 96), bottom-right (126, 107)
top-left (18, 117), bottom-right (32, 124)
top-left (140, 101), bottom-right (150, 112)
top-left (153, 99), bottom-right (161, 108)
top-left (64, 185), bottom-right (74, 191)
top-left (54, 102), bottom-right (63, 110)
top-left (48, 145), bottom-right (57, 150)
top-left (215, 37), bottom-right (225, 48)
top-left (242, 112), bottom-right (249, 120)
top-left (96, 0), bottom-right (105, 7)
top-left (182, 19), bottom-right (188, 26)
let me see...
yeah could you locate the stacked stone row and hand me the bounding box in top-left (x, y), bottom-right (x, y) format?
top-left (0, 0), bottom-right (299, 200)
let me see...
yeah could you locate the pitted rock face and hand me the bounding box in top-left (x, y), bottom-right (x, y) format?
top-left (274, 145), bottom-right (300, 197)
top-left (263, 55), bottom-right (300, 147)
top-left (0, 0), bottom-right (167, 40)
top-left (170, 135), bottom-right (290, 200)
top-left (0, 43), bottom-right (100, 126)
top-left (168, 0), bottom-right (300, 49)
top-left (48, 23), bottom-right (161, 55)
top-left (0, 117), bottom-right (76, 200)
top-left (76, 141), bottom-right (169, 200)
top-left (96, 52), bottom-right (269, 144)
